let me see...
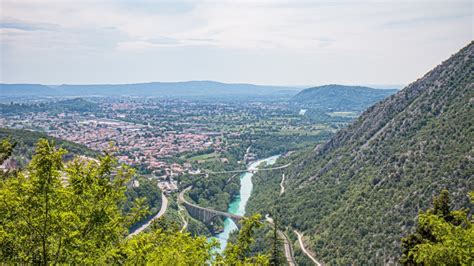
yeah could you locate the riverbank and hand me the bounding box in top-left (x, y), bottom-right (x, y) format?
top-left (210, 155), bottom-right (280, 252)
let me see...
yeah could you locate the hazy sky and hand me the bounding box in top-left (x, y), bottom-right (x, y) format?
top-left (0, 0), bottom-right (472, 86)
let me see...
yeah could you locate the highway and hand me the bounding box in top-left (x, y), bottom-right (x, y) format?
top-left (127, 193), bottom-right (168, 237)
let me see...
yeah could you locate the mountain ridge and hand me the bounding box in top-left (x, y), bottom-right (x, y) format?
top-left (249, 41), bottom-right (473, 264)
top-left (0, 80), bottom-right (300, 97)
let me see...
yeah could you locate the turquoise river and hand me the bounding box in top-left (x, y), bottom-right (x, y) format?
top-left (209, 154), bottom-right (280, 252)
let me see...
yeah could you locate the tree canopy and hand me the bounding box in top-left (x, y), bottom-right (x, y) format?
top-left (0, 138), bottom-right (270, 265)
top-left (401, 190), bottom-right (473, 265)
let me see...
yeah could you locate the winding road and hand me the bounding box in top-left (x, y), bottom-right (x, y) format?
top-left (177, 194), bottom-right (189, 232)
top-left (294, 230), bottom-right (322, 266)
top-left (280, 174), bottom-right (286, 195)
top-left (276, 169), bottom-right (323, 265)
top-left (127, 192), bottom-right (168, 237)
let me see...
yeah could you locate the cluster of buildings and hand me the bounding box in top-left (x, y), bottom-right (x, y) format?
top-left (1, 98), bottom-right (300, 194)
top-left (2, 110), bottom-right (227, 194)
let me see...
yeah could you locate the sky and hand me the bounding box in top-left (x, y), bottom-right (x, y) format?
top-left (0, 0), bottom-right (472, 86)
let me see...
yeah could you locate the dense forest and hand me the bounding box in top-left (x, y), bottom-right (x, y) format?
top-left (248, 42), bottom-right (474, 263)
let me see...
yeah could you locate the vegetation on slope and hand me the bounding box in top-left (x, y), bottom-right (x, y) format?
top-left (125, 176), bottom-right (162, 231)
top-left (0, 138), bottom-right (272, 264)
top-left (249, 42), bottom-right (474, 264)
top-left (401, 190), bottom-right (473, 265)
top-left (291, 84), bottom-right (397, 111)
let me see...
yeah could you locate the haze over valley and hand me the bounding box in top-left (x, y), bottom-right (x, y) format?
top-left (0, 1), bottom-right (472, 265)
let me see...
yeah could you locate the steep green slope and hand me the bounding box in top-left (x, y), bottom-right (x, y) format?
top-left (251, 42), bottom-right (473, 264)
top-left (291, 85), bottom-right (397, 111)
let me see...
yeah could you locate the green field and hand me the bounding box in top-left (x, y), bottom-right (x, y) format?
top-left (187, 152), bottom-right (219, 162)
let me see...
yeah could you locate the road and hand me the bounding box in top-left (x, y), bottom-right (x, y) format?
top-left (177, 194), bottom-right (188, 232)
top-left (280, 174), bottom-right (286, 195)
top-left (265, 215), bottom-right (296, 266)
top-left (274, 169), bottom-right (323, 265)
top-left (178, 186), bottom-right (192, 203)
top-left (190, 163), bottom-right (292, 175)
top-left (279, 230), bottom-right (296, 266)
top-left (294, 230), bottom-right (322, 266)
top-left (128, 193), bottom-right (168, 237)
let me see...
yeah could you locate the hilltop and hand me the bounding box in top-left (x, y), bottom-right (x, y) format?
top-left (249, 42), bottom-right (473, 264)
top-left (291, 85), bottom-right (397, 111)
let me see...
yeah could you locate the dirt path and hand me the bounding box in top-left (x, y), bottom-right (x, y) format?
top-left (280, 174), bottom-right (286, 195)
top-left (294, 230), bottom-right (322, 266)
top-left (177, 194), bottom-right (188, 232)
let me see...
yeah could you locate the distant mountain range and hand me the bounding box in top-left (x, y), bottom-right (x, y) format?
top-left (0, 81), bottom-right (300, 98)
top-left (291, 85), bottom-right (398, 111)
top-left (0, 81), bottom-right (401, 102)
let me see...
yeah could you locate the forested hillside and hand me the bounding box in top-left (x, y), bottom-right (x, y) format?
top-left (250, 42), bottom-right (473, 264)
top-left (291, 85), bottom-right (397, 111)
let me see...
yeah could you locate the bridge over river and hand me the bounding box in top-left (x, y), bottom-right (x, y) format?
top-left (178, 186), bottom-right (243, 229)
top-left (179, 160), bottom-right (297, 263)
top-left (189, 163), bottom-right (291, 176)
top-left (179, 162), bottom-right (291, 228)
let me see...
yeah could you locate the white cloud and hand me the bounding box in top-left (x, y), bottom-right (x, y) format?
top-left (2, 0), bottom-right (471, 52)
top-left (0, 0), bottom-right (472, 84)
